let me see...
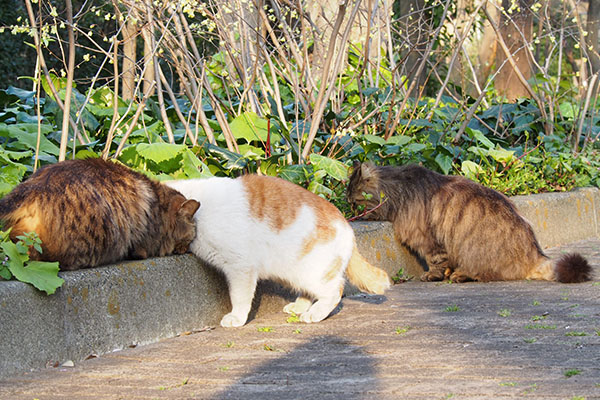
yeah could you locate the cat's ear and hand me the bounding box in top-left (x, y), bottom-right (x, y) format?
top-left (351, 160), bottom-right (362, 178)
top-left (360, 162), bottom-right (378, 181)
top-left (178, 199), bottom-right (200, 218)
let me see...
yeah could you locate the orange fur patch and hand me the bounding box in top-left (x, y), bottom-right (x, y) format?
top-left (242, 176), bottom-right (342, 252)
top-left (324, 256), bottom-right (343, 281)
top-left (525, 259), bottom-right (555, 281)
top-left (300, 223), bottom-right (336, 258)
top-left (9, 202), bottom-right (43, 239)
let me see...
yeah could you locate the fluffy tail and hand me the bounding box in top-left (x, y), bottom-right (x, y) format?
top-left (346, 244), bottom-right (391, 294)
top-left (554, 253), bottom-right (592, 283)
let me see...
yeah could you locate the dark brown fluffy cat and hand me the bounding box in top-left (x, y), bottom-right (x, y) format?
top-left (347, 162), bottom-right (591, 283)
top-left (0, 158), bottom-right (200, 270)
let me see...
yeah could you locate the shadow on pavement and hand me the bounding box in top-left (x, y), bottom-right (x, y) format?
top-left (212, 335), bottom-right (379, 400)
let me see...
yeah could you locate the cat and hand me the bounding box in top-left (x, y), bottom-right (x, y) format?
top-left (346, 161), bottom-right (592, 283)
top-left (165, 174), bottom-right (391, 327)
top-left (0, 158), bottom-right (200, 271)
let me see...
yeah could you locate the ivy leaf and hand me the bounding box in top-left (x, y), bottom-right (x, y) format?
top-left (488, 148), bottom-right (515, 163)
top-left (0, 242), bottom-right (64, 295)
top-left (386, 135), bottom-right (411, 146)
top-left (435, 153), bottom-right (453, 174)
top-left (307, 180), bottom-right (333, 197)
top-left (406, 143), bottom-right (426, 152)
top-left (461, 160), bottom-right (484, 180)
top-left (308, 154), bottom-right (348, 181)
top-left (278, 164), bottom-right (311, 184)
top-left (363, 134), bottom-right (386, 146)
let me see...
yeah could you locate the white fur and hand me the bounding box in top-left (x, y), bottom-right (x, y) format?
top-left (165, 177), bottom-right (355, 327)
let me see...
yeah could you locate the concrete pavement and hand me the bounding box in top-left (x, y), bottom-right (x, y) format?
top-left (1, 239), bottom-right (598, 400)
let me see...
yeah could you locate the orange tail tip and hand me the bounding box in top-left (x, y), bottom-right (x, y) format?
top-left (346, 245), bottom-right (391, 294)
top-left (555, 253), bottom-right (592, 283)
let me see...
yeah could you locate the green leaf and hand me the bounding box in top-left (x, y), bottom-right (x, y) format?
top-left (229, 112), bottom-right (281, 143)
top-left (180, 149), bottom-right (213, 179)
top-left (1, 242), bottom-right (64, 295)
top-left (136, 143), bottom-right (186, 164)
top-left (75, 149), bottom-right (100, 160)
top-left (386, 135), bottom-right (411, 146)
top-left (406, 143), bottom-right (426, 152)
top-left (0, 123), bottom-right (60, 155)
top-left (205, 143), bottom-right (247, 170)
top-left (129, 121), bottom-right (164, 141)
top-left (363, 134), bottom-right (386, 146)
top-left (461, 160), bottom-right (484, 179)
top-left (307, 180), bottom-right (333, 197)
top-left (0, 265), bottom-right (12, 280)
top-left (467, 146), bottom-right (489, 158)
top-left (435, 153), bottom-right (453, 174)
top-left (469, 128), bottom-right (495, 149)
top-left (0, 161), bottom-right (27, 196)
top-left (308, 154), bottom-right (348, 181)
top-left (13, 261), bottom-right (63, 295)
top-left (1, 149), bottom-right (33, 161)
top-left (278, 164), bottom-right (310, 184)
top-left (559, 102), bottom-right (577, 119)
top-left (488, 148), bottom-right (514, 163)
top-left (237, 144), bottom-right (265, 159)
top-left (40, 73), bottom-right (69, 101)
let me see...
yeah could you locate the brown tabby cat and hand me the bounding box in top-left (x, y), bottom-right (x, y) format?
top-left (346, 162), bottom-right (591, 283)
top-left (0, 158), bottom-right (200, 270)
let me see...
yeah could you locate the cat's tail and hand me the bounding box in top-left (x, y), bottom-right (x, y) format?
top-left (531, 253), bottom-right (592, 283)
top-left (553, 253), bottom-right (592, 283)
top-left (345, 244), bottom-right (391, 294)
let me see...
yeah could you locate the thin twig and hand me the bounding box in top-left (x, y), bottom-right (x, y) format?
top-left (347, 198), bottom-right (388, 222)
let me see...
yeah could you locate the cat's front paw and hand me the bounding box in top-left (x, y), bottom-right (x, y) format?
top-left (220, 313), bottom-right (247, 328)
top-left (420, 271), bottom-right (444, 282)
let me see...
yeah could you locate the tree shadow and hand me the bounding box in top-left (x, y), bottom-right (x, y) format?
top-left (211, 335), bottom-right (379, 400)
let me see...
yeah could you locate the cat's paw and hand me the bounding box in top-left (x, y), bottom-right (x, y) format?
top-left (299, 310), bottom-right (327, 324)
top-left (220, 313), bottom-right (247, 328)
top-left (420, 271), bottom-right (444, 282)
top-left (298, 299), bottom-right (338, 323)
top-left (283, 298), bottom-right (312, 315)
top-left (448, 271), bottom-right (472, 283)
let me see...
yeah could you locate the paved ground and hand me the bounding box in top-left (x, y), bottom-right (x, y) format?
top-left (1, 240), bottom-right (599, 400)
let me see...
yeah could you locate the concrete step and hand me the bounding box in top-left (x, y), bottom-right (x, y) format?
top-left (0, 187), bottom-right (598, 378)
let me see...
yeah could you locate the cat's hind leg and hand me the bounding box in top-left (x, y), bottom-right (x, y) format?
top-left (300, 294), bottom-right (342, 323)
top-left (448, 270), bottom-right (474, 283)
top-left (221, 269), bottom-right (258, 328)
top-left (283, 296), bottom-right (312, 315)
top-left (299, 280), bottom-right (344, 323)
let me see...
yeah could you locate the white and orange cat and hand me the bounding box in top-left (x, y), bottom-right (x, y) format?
top-left (166, 175), bottom-right (390, 327)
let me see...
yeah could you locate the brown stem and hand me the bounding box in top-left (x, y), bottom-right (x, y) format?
top-left (347, 198), bottom-right (388, 222)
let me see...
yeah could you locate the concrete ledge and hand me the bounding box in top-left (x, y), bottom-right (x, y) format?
top-left (1, 187), bottom-right (598, 378)
top-left (512, 187), bottom-right (600, 247)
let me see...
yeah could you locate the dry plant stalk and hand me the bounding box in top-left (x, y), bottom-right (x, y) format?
top-left (22, 0), bottom-right (600, 160)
